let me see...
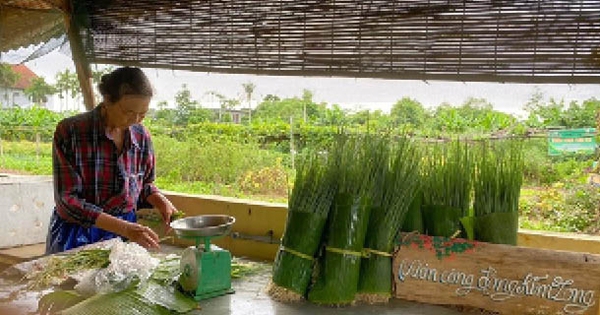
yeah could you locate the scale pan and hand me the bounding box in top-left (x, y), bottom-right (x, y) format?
top-left (170, 215), bottom-right (235, 238)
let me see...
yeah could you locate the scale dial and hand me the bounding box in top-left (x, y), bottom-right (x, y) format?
top-left (179, 246), bottom-right (201, 292)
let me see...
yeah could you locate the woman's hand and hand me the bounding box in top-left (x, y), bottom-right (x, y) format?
top-left (158, 198), bottom-right (177, 225)
top-left (96, 213), bottom-right (160, 250)
top-left (124, 222), bottom-right (160, 250)
top-left (148, 193), bottom-right (178, 232)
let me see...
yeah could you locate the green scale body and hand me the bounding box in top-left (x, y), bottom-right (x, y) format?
top-left (179, 237), bottom-right (234, 301)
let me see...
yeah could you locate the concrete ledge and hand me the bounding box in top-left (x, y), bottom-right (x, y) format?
top-left (518, 229), bottom-right (600, 254)
top-left (2, 193), bottom-right (599, 267)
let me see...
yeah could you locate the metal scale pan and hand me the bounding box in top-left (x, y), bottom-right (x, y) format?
top-left (171, 215), bottom-right (236, 240)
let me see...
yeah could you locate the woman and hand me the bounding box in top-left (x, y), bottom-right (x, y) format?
top-left (46, 66), bottom-right (176, 254)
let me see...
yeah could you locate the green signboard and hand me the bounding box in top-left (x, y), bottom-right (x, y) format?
top-left (547, 128), bottom-right (597, 156)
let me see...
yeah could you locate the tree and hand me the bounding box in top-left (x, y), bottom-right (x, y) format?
top-left (174, 84), bottom-right (199, 125)
top-left (24, 77), bottom-right (57, 105)
top-left (524, 95), bottom-right (565, 128)
top-left (347, 109), bottom-right (371, 125)
top-left (55, 69), bottom-right (79, 111)
top-left (0, 63), bottom-right (20, 107)
top-left (207, 90), bottom-right (240, 123)
top-left (0, 63), bottom-right (19, 88)
top-left (562, 98), bottom-right (599, 128)
top-left (390, 97), bottom-right (427, 127)
top-left (242, 81), bottom-right (255, 124)
top-left (91, 66), bottom-right (114, 102)
top-left (253, 90), bottom-right (327, 124)
top-left (322, 104), bottom-right (348, 126)
top-left (301, 89), bottom-right (312, 122)
top-left (151, 100), bottom-right (177, 125)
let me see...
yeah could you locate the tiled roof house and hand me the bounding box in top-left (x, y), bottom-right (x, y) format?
top-left (0, 64), bottom-right (39, 108)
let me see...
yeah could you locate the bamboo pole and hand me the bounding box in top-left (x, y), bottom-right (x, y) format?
top-left (63, 1), bottom-right (95, 111)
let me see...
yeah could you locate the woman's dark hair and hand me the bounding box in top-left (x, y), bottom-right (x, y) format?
top-left (98, 67), bottom-right (153, 103)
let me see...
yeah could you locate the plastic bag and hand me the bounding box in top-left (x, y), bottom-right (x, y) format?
top-left (75, 241), bottom-right (159, 296)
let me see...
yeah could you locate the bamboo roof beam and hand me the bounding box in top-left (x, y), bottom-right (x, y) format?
top-left (63, 0), bottom-right (94, 110)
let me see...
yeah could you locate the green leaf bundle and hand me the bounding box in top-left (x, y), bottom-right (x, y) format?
top-left (473, 140), bottom-right (524, 245)
top-left (358, 136), bottom-right (421, 302)
top-left (308, 135), bottom-right (380, 306)
top-left (421, 140), bottom-right (473, 237)
top-left (271, 148), bottom-right (337, 298)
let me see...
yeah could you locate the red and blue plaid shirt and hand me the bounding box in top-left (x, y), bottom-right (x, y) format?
top-left (53, 106), bottom-right (159, 227)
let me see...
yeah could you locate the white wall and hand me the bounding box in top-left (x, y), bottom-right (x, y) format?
top-left (0, 175), bottom-right (54, 248)
top-left (0, 87), bottom-right (27, 108)
top-left (0, 86), bottom-right (54, 109)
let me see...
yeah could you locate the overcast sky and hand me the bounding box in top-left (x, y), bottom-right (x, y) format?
top-left (4, 49), bottom-right (598, 118)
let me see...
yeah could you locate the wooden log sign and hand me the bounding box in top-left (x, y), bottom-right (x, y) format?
top-left (393, 234), bottom-right (600, 315)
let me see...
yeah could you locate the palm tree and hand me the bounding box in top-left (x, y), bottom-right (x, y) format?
top-left (55, 69), bottom-right (79, 111)
top-left (206, 91), bottom-right (225, 122)
top-left (242, 81), bottom-right (255, 124)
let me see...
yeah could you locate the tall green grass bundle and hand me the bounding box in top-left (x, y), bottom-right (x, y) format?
top-left (307, 135), bottom-right (379, 306)
top-left (421, 140), bottom-right (473, 237)
top-left (357, 136), bottom-right (421, 303)
top-left (269, 148), bottom-right (337, 301)
top-left (400, 187), bottom-right (424, 234)
top-left (473, 140), bottom-right (524, 245)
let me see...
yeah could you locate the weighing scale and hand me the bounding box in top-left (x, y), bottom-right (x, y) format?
top-left (170, 215), bottom-right (236, 300)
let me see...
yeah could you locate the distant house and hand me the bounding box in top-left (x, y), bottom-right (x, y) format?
top-left (209, 108), bottom-right (249, 124)
top-left (0, 64), bottom-right (38, 108)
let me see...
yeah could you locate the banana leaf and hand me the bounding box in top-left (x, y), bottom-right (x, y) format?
top-left (37, 290), bottom-right (86, 314)
top-left (357, 252), bottom-right (392, 299)
top-left (58, 280), bottom-right (196, 315)
top-left (272, 211), bottom-right (328, 295)
top-left (60, 288), bottom-right (170, 315)
top-left (401, 193), bottom-right (424, 233)
top-left (475, 211), bottom-right (519, 245)
top-left (459, 215), bottom-right (476, 241)
top-left (422, 205), bottom-right (464, 238)
top-left (308, 193), bottom-right (371, 305)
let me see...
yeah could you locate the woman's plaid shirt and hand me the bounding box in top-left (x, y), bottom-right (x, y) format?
top-left (52, 106), bottom-right (159, 227)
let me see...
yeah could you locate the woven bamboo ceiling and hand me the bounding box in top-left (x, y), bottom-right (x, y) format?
top-left (0, 0), bottom-right (65, 52)
top-left (3, 0), bottom-right (600, 84)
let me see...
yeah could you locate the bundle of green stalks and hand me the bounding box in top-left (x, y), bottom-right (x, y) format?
top-left (307, 135), bottom-right (379, 306)
top-left (357, 136), bottom-right (421, 304)
top-left (268, 147), bottom-right (337, 302)
top-left (26, 249), bottom-right (110, 289)
top-left (421, 139), bottom-right (473, 238)
top-left (473, 140), bottom-right (524, 245)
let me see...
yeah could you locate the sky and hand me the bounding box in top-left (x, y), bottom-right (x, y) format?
top-left (4, 49), bottom-right (599, 118)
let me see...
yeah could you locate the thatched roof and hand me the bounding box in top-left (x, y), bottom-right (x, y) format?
top-left (0, 0), bottom-right (65, 52)
top-left (2, 0), bottom-right (600, 84)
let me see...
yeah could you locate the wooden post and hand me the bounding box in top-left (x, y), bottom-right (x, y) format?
top-left (35, 132), bottom-right (40, 161)
top-left (63, 1), bottom-right (96, 111)
top-left (289, 116), bottom-right (294, 170)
